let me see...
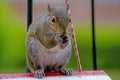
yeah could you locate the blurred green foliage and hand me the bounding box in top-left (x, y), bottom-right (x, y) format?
top-left (0, 1), bottom-right (120, 80)
top-left (68, 24), bottom-right (120, 70)
top-left (0, 1), bottom-right (26, 72)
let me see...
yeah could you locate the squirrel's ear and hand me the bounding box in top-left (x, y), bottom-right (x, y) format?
top-left (66, 4), bottom-right (69, 11)
top-left (47, 4), bottom-right (52, 14)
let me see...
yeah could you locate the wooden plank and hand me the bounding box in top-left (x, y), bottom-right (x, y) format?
top-left (0, 70), bottom-right (111, 80)
top-left (1, 75), bottom-right (112, 80)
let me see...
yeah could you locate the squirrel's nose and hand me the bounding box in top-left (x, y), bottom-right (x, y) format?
top-left (62, 31), bottom-right (66, 35)
top-left (60, 35), bottom-right (68, 44)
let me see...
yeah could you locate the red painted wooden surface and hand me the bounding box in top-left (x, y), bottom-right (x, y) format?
top-left (0, 70), bottom-right (106, 79)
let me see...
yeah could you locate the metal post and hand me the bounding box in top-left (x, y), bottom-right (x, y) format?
top-left (26, 0), bottom-right (33, 72)
top-left (91, 0), bottom-right (97, 70)
top-left (27, 0), bottom-right (33, 30)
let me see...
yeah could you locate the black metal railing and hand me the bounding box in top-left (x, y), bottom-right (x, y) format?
top-left (91, 0), bottom-right (97, 70)
top-left (27, 0), bottom-right (33, 30)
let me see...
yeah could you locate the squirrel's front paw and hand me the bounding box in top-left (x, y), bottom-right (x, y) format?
top-left (55, 34), bottom-right (69, 49)
top-left (59, 69), bottom-right (73, 76)
top-left (34, 70), bottom-right (45, 79)
top-left (55, 35), bottom-right (62, 43)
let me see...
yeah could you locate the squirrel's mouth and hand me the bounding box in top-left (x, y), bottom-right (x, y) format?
top-left (55, 34), bottom-right (69, 44)
top-left (55, 34), bottom-right (69, 49)
top-left (60, 35), bottom-right (68, 44)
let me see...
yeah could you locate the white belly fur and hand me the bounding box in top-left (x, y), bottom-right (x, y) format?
top-left (38, 41), bottom-right (72, 67)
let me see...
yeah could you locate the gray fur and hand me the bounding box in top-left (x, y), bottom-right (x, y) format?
top-left (26, 5), bottom-right (72, 78)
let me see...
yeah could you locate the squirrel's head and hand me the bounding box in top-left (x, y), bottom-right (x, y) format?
top-left (47, 4), bottom-right (72, 35)
top-left (47, 4), bottom-right (72, 47)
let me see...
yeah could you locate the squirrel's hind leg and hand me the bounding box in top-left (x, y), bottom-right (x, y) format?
top-left (27, 54), bottom-right (45, 79)
top-left (34, 69), bottom-right (45, 79)
top-left (29, 37), bottom-right (45, 78)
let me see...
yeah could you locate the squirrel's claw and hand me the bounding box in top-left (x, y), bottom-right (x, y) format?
top-left (59, 69), bottom-right (73, 76)
top-left (34, 71), bottom-right (45, 79)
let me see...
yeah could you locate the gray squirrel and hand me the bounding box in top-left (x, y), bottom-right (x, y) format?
top-left (25, 4), bottom-right (73, 78)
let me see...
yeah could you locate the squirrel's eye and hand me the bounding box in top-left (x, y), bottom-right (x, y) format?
top-left (52, 18), bottom-right (55, 23)
top-left (69, 18), bottom-right (71, 22)
top-left (51, 16), bottom-right (56, 23)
